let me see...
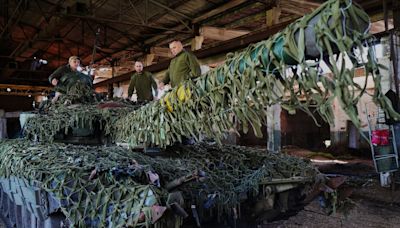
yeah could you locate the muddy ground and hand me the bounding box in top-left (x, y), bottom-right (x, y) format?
top-left (266, 148), bottom-right (400, 228)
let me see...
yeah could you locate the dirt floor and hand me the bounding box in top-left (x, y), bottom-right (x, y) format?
top-left (264, 147), bottom-right (400, 228)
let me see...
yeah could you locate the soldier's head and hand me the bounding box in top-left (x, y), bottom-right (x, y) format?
top-left (68, 56), bottom-right (81, 71)
top-left (169, 40), bottom-right (183, 57)
top-left (134, 61), bottom-right (144, 73)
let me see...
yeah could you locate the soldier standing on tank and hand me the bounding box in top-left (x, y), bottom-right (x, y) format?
top-left (127, 61), bottom-right (157, 103)
top-left (161, 40), bottom-right (201, 89)
top-left (48, 56), bottom-right (93, 103)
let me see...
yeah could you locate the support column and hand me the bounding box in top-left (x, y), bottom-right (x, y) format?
top-left (191, 36), bottom-right (204, 51)
top-left (391, 0), bottom-right (400, 99)
top-left (107, 83), bottom-right (113, 99)
top-left (267, 104), bottom-right (281, 152)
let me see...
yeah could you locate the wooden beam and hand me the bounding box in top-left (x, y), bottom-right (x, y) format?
top-left (0, 83), bottom-right (51, 96)
top-left (199, 26), bottom-right (249, 41)
top-left (285, 0), bottom-right (321, 9)
top-left (280, 3), bottom-right (310, 16)
top-left (370, 19), bottom-right (393, 34)
top-left (53, 14), bottom-right (192, 34)
top-left (278, 14), bottom-right (302, 24)
top-left (394, 0), bottom-right (400, 30)
top-left (191, 36), bottom-right (204, 51)
top-left (144, 54), bottom-right (155, 66)
top-left (224, 12), bottom-right (266, 29)
top-left (369, 11), bottom-right (394, 23)
top-left (95, 19), bottom-right (296, 88)
top-left (144, 24), bottom-right (187, 46)
top-left (266, 7), bottom-right (281, 26)
top-left (128, 0), bottom-right (146, 24)
top-left (0, 84), bottom-right (51, 90)
top-left (148, 0), bottom-right (192, 20)
top-left (192, 0), bottom-right (248, 24)
top-left (150, 47), bottom-right (172, 58)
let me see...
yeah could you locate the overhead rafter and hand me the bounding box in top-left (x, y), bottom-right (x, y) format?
top-left (91, 0), bottom-right (196, 65)
top-left (55, 14), bottom-right (192, 34)
top-left (10, 0), bottom-right (66, 59)
top-left (128, 0), bottom-right (145, 24)
top-left (192, 0), bottom-right (250, 24)
top-left (200, 26), bottom-right (249, 41)
top-left (0, 0), bottom-right (24, 39)
top-left (98, 25), bottom-right (132, 48)
top-left (150, 47), bottom-right (172, 58)
top-left (283, 0), bottom-right (321, 9)
top-left (144, 24), bottom-right (188, 46)
top-left (0, 84), bottom-right (51, 96)
top-left (95, 18), bottom-right (295, 88)
top-left (280, 5), bottom-right (309, 16)
top-left (143, 0), bottom-right (193, 33)
top-left (112, 0), bottom-right (193, 38)
top-left (394, 0), bottom-right (400, 29)
top-left (103, 0), bottom-right (193, 50)
top-left (148, 0), bottom-right (192, 21)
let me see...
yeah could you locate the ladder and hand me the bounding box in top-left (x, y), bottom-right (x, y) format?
top-left (366, 105), bottom-right (399, 175)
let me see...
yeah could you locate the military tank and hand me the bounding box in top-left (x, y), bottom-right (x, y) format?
top-left (0, 80), bottom-right (324, 227)
top-left (1, 89), bottom-right (325, 227)
top-left (0, 137), bottom-right (323, 227)
top-left (0, 0), bottom-right (393, 227)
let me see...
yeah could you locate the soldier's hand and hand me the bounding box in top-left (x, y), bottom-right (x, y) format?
top-left (159, 82), bottom-right (165, 90)
top-left (51, 78), bottom-right (59, 86)
top-left (51, 92), bottom-right (62, 103)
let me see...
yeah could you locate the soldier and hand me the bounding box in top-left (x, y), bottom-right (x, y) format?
top-left (49, 56), bottom-right (81, 88)
top-left (162, 40), bottom-right (201, 88)
top-left (127, 61), bottom-right (158, 102)
top-left (48, 56), bottom-right (92, 103)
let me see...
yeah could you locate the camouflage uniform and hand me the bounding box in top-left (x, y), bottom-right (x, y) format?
top-left (163, 50), bottom-right (201, 87)
top-left (127, 71), bottom-right (157, 101)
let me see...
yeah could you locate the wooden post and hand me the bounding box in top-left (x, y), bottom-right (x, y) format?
top-left (266, 7), bottom-right (281, 27)
top-left (145, 53), bottom-right (155, 66)
top-left (107, 84), bottom-right (114, 99)
top-left (199, 26), bottom-right (249, 41)
top-left (191, 36), bottom-right (204, 51)
top-left (150, 47), bottom-right (172, 58)
top-left (392, 0), bottom-right (400, 101)
top-left (267, 104), bottom-right (281, 152)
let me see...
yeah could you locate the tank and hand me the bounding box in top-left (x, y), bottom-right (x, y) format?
top-left (0, 88), bottom-right (323, 227)
top-left (0, 135), bottom-right (321, 227)
top-left (1, 95), bottom-right (324, 227)
top-left (0, 0), bottom-right (386, 227)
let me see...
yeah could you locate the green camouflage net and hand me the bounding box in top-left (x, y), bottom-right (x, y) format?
top-left (116, 0), bottom-right (400, 148)
top-left (0, 139), bottom-right (164, 227)
top-left (0, 139), bottom-right (318, 227)
top-left (159, 143), bottom-right (318, 206)
top-left (55, 72), bottom-right (94, 103)
top-left (24, 100), bottom-right (141, 143)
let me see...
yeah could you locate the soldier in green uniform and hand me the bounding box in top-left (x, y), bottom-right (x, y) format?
top-left (49, 56), bottom-right (81, 87)
top-left (48, 56), bottom-right (93, 103)
top-left (127, 61), bottom-right (157, 102)
top-left (162, 40), bottom-right (201, 88)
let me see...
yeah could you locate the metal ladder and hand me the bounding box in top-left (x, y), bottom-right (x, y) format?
top-left (366, 105), bottom-right (399, 175)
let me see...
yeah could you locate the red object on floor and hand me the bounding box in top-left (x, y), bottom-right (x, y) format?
top-left (371, 129), bottom-right (390, 146)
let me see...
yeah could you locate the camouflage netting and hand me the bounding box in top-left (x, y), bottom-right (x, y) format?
top-left (116, 0), bottom-right (400, 148)
top-left (24, 100), bottom-right (142, 143)
top-left (55, 71), bottom-right (94, 103)
top-left (0, 139), bottom-right (319, 227)
top-left (160, 143), bottom-right (318, 205)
